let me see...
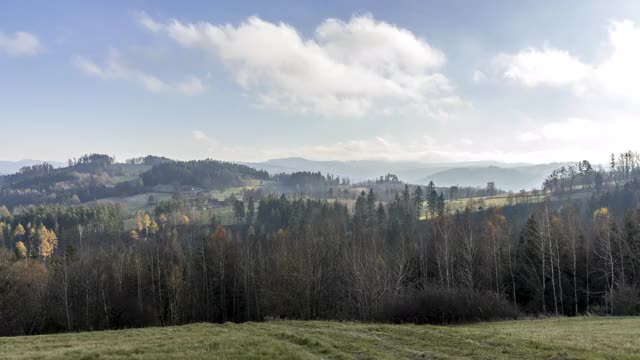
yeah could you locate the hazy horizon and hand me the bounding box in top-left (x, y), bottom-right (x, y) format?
top-left (0, 155), bottom-right (567, 167)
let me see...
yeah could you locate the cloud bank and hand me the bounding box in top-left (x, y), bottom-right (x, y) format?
top-left (140, 13), bottom-right (463, 117)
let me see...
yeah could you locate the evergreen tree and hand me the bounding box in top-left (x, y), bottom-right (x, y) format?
top-left (426, 181), bottom-right (438, 217)
top-left (414, 186), bottom-right (424, 219)
top-left (233, 200), bottom-right (245, 223)
top-left (246, 197), bottom-right (255, 224)
top-left (437, 192), bottom-right (445, 217)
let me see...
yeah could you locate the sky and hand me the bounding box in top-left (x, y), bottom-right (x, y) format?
top-left (2, 0), bottom-right (640, 165)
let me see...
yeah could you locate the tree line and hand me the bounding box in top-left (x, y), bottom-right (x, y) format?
top-left (543, 152), bottom-right (640, 194)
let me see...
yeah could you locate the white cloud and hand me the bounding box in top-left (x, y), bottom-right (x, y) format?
top-left (595, 20), bottom-right (640, 101)
top-left (192, 130), bottom-right (211, 141)
top-left (73, 50), bottom-right (205, 95)
top-left (135, 11), bottom-right (162, 33)
top-left (496, 20), bottom-right (640, 101)
top-left (73, 52), bottom-right (127, 80)
top-left (140, 14), bottom-right (463, 117)
top-left (495, 47), bottom-right (591, 89)
top-left (138, 73), bottom-right (169, 93)
top-left (0, 31), bottom-right (42, 56)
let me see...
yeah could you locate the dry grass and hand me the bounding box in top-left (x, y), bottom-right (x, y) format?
top-left (1, 317), bottom-right (639, 359)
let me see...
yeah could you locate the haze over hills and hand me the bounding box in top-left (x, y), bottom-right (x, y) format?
top-left (246, 157), bottom-right (569, 191)
top-left (0, 160), bottom-right (66, 175)
top-left (425, 164), bottom-right (569, 191)
top-left (0, 156), bottom-right (572, 191)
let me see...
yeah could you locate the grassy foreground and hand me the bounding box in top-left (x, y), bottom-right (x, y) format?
top-left (1, 317), bottom-right (639, 359)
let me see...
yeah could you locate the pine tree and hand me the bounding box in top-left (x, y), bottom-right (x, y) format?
top-left (426, 181), bottom-right (438, 217)
top-left (247, 197), bottom-right (255, 224)
top-left (366, 189), bottom-right (376, 226)
top-left (414, 186), bottom-right (424, 219)
top-left (437, 192), bottom-right (445, 217)
top-left (233, 200), bottom-right (245, 223)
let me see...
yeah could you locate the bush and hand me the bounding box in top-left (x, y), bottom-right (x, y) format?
top-left (375, 287), bottom-right (520, 325)
top-left (612, 286), bottom-right (640, 315)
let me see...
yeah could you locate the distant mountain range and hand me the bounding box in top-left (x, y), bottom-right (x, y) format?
top-left (246, 157), bottom-right (567, 191)
top-left (0, 159), bottom-right (66, 175)
top-left (423, 164), bottom-right (565, 191)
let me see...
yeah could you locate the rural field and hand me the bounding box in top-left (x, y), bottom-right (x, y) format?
top-left (1, 317), bottom-right (639, 359)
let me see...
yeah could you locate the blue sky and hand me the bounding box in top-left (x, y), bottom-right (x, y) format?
top-left (3, 1), bottom-right (640, 164)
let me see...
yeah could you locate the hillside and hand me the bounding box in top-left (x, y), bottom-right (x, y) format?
top-left (1, 317), bottom-right (639, 359)
top-left (0, 156), bottom-right (270, 209)
top-left (0, 154), bottom-right (569, 211)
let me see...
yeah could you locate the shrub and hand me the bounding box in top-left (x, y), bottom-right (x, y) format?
top-left (375, 287), bottom-right (520, 325)
top-left (612, 286), bottom-right (640, 316)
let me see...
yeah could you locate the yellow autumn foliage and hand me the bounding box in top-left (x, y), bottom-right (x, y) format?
top-left (15, 241), bottom-right (27, 259)
top-left (37, 225), bottom-right (58, 259)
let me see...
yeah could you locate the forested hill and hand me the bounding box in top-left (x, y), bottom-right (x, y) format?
top-left (1, 154), bottom-right (116, 187)
top-left (0, 155), bottom-right (270, 209)
top-left (140, 160), bottom-right (269, 189)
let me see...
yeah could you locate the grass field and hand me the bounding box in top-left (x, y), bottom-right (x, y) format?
top-left (442, 188), bottom-right (596, 215)
top-left (97, 192), bottom-right (174, 213)
top-left (1, 317), bottom-right (639, 359)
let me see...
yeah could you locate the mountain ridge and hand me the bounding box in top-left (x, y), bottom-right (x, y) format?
top-left (245, 157), bottom-right (569, 190)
